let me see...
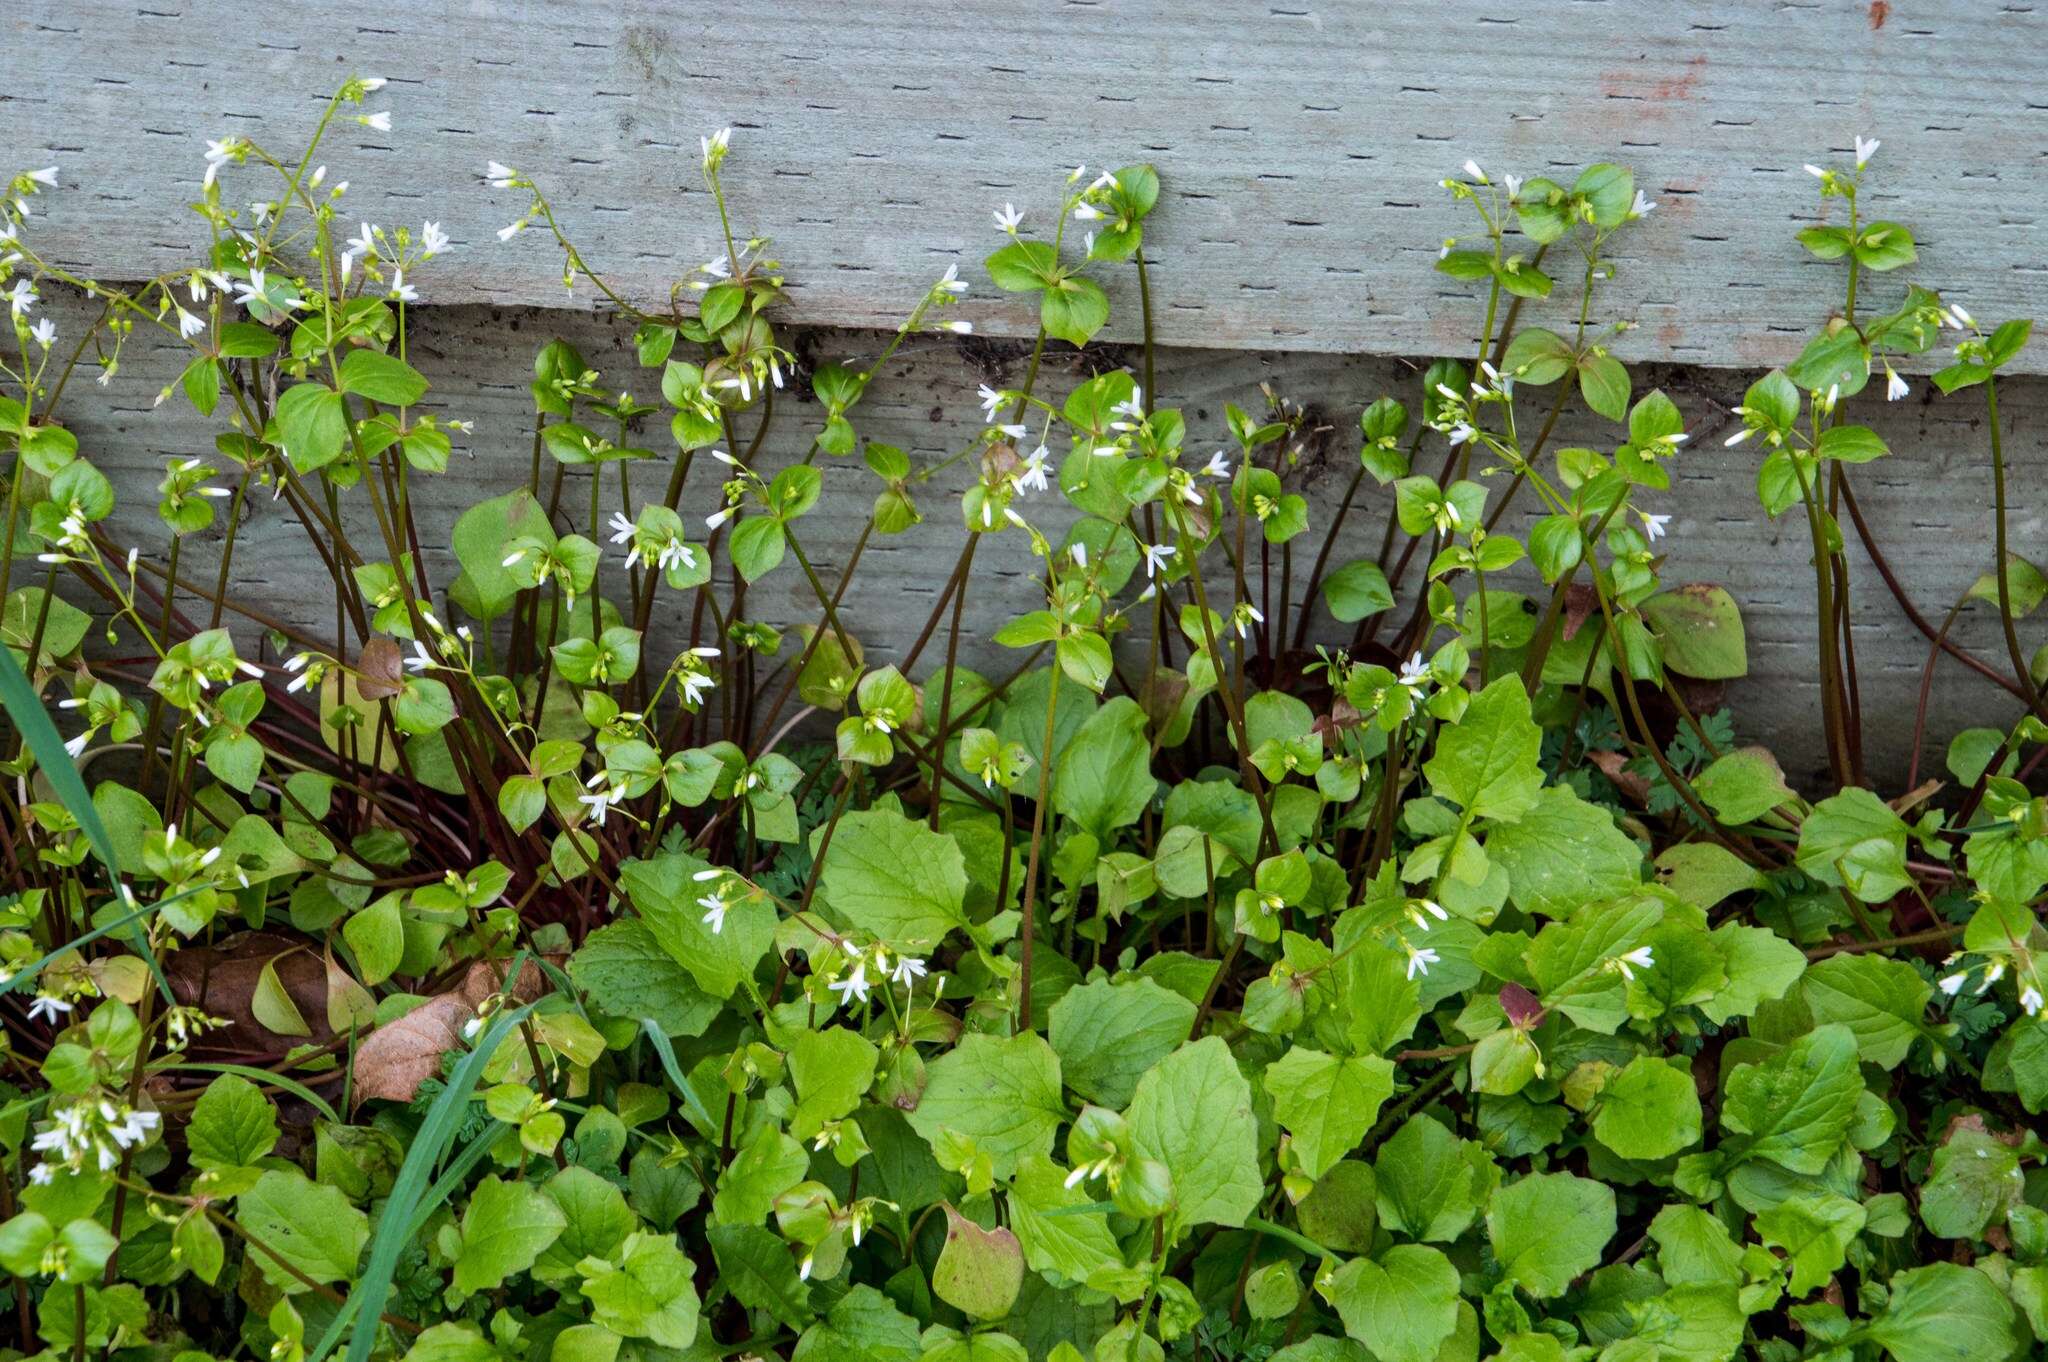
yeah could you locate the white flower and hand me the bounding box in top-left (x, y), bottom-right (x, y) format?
top-left (1611, 945), bottom-right (1655, 981)
top-left (577, 780), bottom-right (625, 827)
top-left (1855, 135), bottom-right (1880, 169)
top-left (1885, 365), bottom-right (1909, 402)
top-left (27, 167), bottom-right (58, 188)
top-left (1804, 163), bottom-right (1829, 180)
top-left (1944, 304), bottom-right (1974, 330)
top-left (702, 127), bottom-right (732, 166)
top-left (1202, 450), bottom-right (1233, 480)
top-left (1398, 652), bottom-right (1431, 692)
top-left (890, 955), bottom-right (928, 988)
top-left (358, 77), bottom-right (388, 92)
top-left (388, 268), bottom-right (418, 303)
top-left (404, 640), bottom-right (434, 673)
top-left (1938, 970), bottom-right (1968, 996)
top-left (1446, 421), bottom-right (1475, 447)
top-left (1142, 541), bottom-right (1176, 579)
top-left (935, 319), bottom-right (973, 335)
top-left (361, 110), bottom-right (393, 133)
top-left (498, 219), bottom-right (528, 242)
top-left (830, 961), bottom-right (871, 1006)
top-left (993, 202), bottom-right (1024, 233)
top-left (1639, 512), bottom-right (1672, 542)
top-left (977, 384), bottom-right (1005, 422)
top-left (486, 161), bottom-right (519, 188)
top-left (25, 993), bottom-right (73, 1027)
top-left (705, 505), bottom-right (736, 530)
top-left (1462, 159), bottom-right (1487, 184)
top-left (1405, 944), bottom-right (1440, 979)
top-left (1012, 444), bottom-right (1051, 495)
top-left (699, 896), bottom-right (728, 934)
top-left (5, 278), bottom-right (37, 316)
top-left (29, 317), bottom-right (55, 348)
top-left (1724, 426), bottom-right (1755, 447)
top-left (63, 732), bottom-right (89, 758)
top-left (1502, 173), bottom-right (1523, 200)
top-left (1233, 603), bottom-right (1264, 639)
top-left (608, 511), bottom-right (636, 545)
top-left (420, 220), bottom-right (451, 256)
top-left (1073, 202), bottom-right (1105, 221)
top-left (1630, 190), bottom-right (1655, 217)
top-left (2024, 986), bottom-right (2045, 1017)
top-left (935, 263), bottom-right (966, 295)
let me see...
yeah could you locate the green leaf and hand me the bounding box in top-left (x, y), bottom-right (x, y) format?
top-left (1757, 1193), bottom-right (1865, 1296)
top-left (338, 349), bottom-right (429, 406)
top-left (187, 1074), bottom-right (279, 1170)
top-left (620, 852), bottom-right (774, 1000)
top-left (567, 920), bottom-right (721, 1038)
top-left (1047, 977), bottom-right (1196, 1109)
top-left (1049, 697), bottom-right (1154, 841)
top-left (932, 1206), bottom-right (1025, 1320)
top-left (1007, 1155), bottom-right (1122, 1282)
top-left (788, 1027), bottom-right (879, 1138)
top-left (237, 1169), bottom-right (369, 1290)
top-left (1719, 1024), bottom-right (1863, 1176)
top-left (1486, 1172), bottom-right (1615, 1297)
top-left (1486, 784), bottom-right (1643, 920)
top-left (1801, 953), bottom-right (1931, 1069)
top-left (1265, 1047), bottom-right (1394, 1180)
top-left (1865, 1263), bottom-right (2024, 1362)
top-left (1321, 559), bottom-right (1395, 623)
top-left (1919, 1124), bottom-right (2025, 1240)
top-left (1694, 747), bottom-right (1795, 825)
top-left (728, 516), bottom-right (787, 583)
top-left (907, 1033), bottom-right (1065, 1179)
top-left (276, 383), bottom-right (350, 473)
top-left (815, 810), bottom-right (969, 952)
top-left (1323, 1245), bottom-right (1460, 1362)
top-left (1578, 354), bottom-right (1631, 422)
top-left (343, 895), bottom-right (404, 987)
top-left (706, 1223), bottom-right (810, 1329)
top-left (1797, 788), bottom-right (1911, 903)
top-left (1423, 676), bottom-right (1544, 822)
top-left (1373, 1114), bottom-right (1492, 1243)
top-left (1817, 424), bottom-right (1890, 463)
top-left (1641, 584), bottom-right (1748, 680)
top-left (455, 1175), bottom-right (566, 1294)
top-left (1126, 1037), bottom-right (1263, 1230)
top-left (580, 1231), bottom-right (701, 1349)
top-left (1592, 1056), bottom-right (1701, 1161)
top-left (1041, 278), bottom-right (1109, 347)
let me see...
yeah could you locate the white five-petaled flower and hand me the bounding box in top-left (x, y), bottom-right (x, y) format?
top-left (1855, 135), bottom-right (1880, 169)
top-left (1202, 450), bottom-right (1233, 480)
top-left (1012, 444), bottom-right (1052, 495)
top-left (1405, 944), bottom-right (1440, 980)
top-left (1398, 652), bottom-right (1431, 692)
top-left (1631, 189), bottom-right (1655, 217)
top-left (29, 317), bottom-right (55, 348)
top-left (498, 219), bottom-right (528, 242)
top-left (935, 262), bottom-right (967, 295)
top-left (608, 511), bottom-right (637, 545)
top-left (701, 127), bottom-right (732, 170)
top-left (27, 166), bottom-right (58, 188)
top-left (5, 278), bottom-right (37, 317)
top-left (1938, 970), bottom-right (1968, 997)
top-left (1446, 421), bottom-right (1475, 447)
top-left (420, 220), bottom-right (451, 256)
top-left (1233, 603), bottom-right (1264, 640)
top-left (1885, 365), bottom-right (1909, 402)
top-left (175, 307), bottom-right (205, 339)
top-left (830, 961), bottom-right (871, 1007)
top-left (1639, 512), bottom-right (1672, 542)
top-left (577, 776), bottom-right (626, 827)
top-left (404, 640), bottom-right (434, 674)
top-left (26, 995), bottom-right (72, 1025)
top-left (890, 955), bottom-right (928, 988)
top-left (993, 202), bottom-right (1024, 234)
top-left (1142, 541), bottom-right (1176, 579)
top-left (1611, 945), bottom-right (1655, 981)
top-left (699, 895), bottom-right (728, 935)
top-left (977, 383), bottom-right (1005, 422)
top-left (360, 110), bottom-right (393, 133)
top-left (389, 268), bottom-right (418, 303)
top-left (2025, 986), bottom-right (2045, 1017)
top-left (1502, 173), bottom-right (1522, 200)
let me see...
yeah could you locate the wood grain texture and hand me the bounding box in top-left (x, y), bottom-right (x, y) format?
top-left (35, 290), bottom-right (2041, 790)
top-left (4, 0), bottom-right (2043, 368)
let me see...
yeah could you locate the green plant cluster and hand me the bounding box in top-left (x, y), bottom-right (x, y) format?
top-left (0, 85), bottom-right (2044, 1362)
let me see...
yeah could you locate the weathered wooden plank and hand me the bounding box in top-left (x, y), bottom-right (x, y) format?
top-left (35, 290), bottom-right (2040, 789)
top-left (4, 1), bottom-right (2044, 368)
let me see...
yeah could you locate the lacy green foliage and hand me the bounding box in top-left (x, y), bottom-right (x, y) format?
top-left (0, 83), bottom-right (2043, 1362)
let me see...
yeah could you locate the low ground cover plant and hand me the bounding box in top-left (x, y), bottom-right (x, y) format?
top-left (0, 82), bottom-right (2045, 1362)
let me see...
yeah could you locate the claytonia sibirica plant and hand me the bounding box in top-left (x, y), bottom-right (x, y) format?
top-left (1, 78), bottom-right (2047, 1362)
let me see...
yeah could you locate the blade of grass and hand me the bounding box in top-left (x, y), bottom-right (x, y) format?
top-left (0, 644), bottom-right (175, 1007)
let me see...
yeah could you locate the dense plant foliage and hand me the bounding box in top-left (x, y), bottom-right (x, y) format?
top-left (0, 82), bottom-right (2046, 1362)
